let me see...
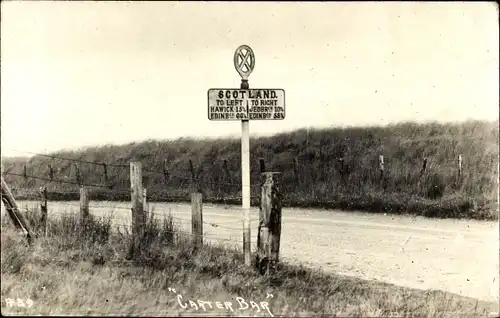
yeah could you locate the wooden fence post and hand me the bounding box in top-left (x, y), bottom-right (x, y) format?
top-left (80, 187), bottom-right (89, 221)
top-left (143, 188), bottom-right (148, 224)
top-left (48, 164), bottom-right (54, 181)
top-left (1, 176), bottom-right (34, 244)
top-left (189, 159), bottom-right (203, 248)
top-left (130, 162), bottom-right (145, 244)
top-left (75, 164), bottom-right (81, 185)
top-left (162, 159), bottom-right (169, 185)
top-left (223, 159), bottom-right (232, 195)
top-left (40, 187), bottom-right (48, 236)
top-left (189, 159), bottom-right (199, 193)
top-left (379, 155), bottom-right (384, 180)
top-left (421, 158), bottom-right (428, 175)
top-left (292, 157), bottom-right (300, 183)
top-left (458, 154), bottom-right (463, 181)
top-left (191, 192), bottom-right (203, 248)
top-left (102, 163), bottom-right (108, 184)
top-left (256, 172), bottom-right (282, 275)
top-left (338, 157), bottom-right (345, 183)
top-left (259, 158), bottom-right (266, 173)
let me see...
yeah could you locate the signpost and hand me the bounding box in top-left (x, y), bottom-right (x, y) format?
top-left (208, 45), bottom-right (286, 266)
top-left (207, 89), bottom-right (285, 120)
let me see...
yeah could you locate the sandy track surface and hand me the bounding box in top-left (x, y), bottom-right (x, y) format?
top-left (9, 200), bottom-right (500, 302)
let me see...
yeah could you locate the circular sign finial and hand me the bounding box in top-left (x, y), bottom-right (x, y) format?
top-left (234, 45), bottom-right (255, 80)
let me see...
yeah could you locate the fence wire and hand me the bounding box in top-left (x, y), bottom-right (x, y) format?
top-left (7, 170), bottom-right (260, 249)
top-left (5, 145), bottom-right (483, 257)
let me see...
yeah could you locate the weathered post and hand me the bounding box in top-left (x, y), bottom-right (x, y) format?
top-left (458, 154), bottom-right (463, 181)
top-left (191, 192), bottom-right (203, 248)
top-left (143, 188), bottom-right (148, 224)
top-left (40, 187), bottom-right (48, 236)
top-left (379, 155), bottom-right (384, 180)
top-left (79, 186), bottom-right (89, 221)
top-left (48, 164), bottom-right (54, 181)
top-left (256, 172), bottom-right (282, 275)
top-left (189, 160), bottom-right (203, 248)
top-left (421, 158), bottom-right (428, 175)
top-left (292, 157), bottom-right (300, 183)
top-left (162, 159), bottom-right (169, 185)
top-left (223, 159), bottom-right (232, 196)
top-left (1, 176), bottom-right (34, 243)
top-left (130, 162), bottom-right (145, 246)
top-left (102, 163), bottom-right (108, 184)
top-left (75, 164), bottom-right (81, 185)
top-left (189, 159), bottom-right (199, 193)
top-left (338, 157), bottom-right (345, 183)
top-left (259, 158), bottom-right (266, 173)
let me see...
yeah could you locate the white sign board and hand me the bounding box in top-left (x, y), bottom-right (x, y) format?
top-left (208, 89), bottom-right (285, 121)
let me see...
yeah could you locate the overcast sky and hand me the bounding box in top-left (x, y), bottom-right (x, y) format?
top-left (1, 1), bottom-right (498, 157)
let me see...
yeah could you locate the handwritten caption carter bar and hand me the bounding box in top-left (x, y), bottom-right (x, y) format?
top-left (169, 287), bottom-right (274, 317)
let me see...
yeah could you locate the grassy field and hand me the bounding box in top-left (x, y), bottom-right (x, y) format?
top-left (1, 210), bottom-right (498, 317)
top-left (2, 120), bottom-right (499, 220)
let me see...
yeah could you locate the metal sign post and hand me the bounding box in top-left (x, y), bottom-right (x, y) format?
top-left (207, 45), bottom-right (285, 267)
top-left (235, 45), bottom-right (254, 266)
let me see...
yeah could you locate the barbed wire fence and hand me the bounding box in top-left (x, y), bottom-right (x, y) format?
top-left (2, 148), bottom-right (267, 199)
top-left (2, 146), bottom-right (474, 202)
top-left (1, 149), bottom-right (272, 259)
top-left (2, 146), bottom-right (484, 266)
top-left (2, 146), bottom-right (477, 219)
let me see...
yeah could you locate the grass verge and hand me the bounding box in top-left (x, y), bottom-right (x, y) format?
top-left (1, 210), bottom-right (498, 317)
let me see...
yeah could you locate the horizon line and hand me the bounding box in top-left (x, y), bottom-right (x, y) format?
top-left (1, 118), bottom-right (498, 159)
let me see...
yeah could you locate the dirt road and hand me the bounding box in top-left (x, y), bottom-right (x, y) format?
top-left (10, 200), bottom-right (500, 302)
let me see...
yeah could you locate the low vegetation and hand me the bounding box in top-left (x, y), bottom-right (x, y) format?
top-left (2, 120), bottom-right (498, 220)
top-left (1, 210), bottom-right (498, 316)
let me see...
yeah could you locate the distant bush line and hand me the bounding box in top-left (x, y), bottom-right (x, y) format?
top-left (3, 120), bottom-right (498, 220)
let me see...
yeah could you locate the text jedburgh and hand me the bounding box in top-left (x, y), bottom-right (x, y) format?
top-left (208, 89), bottom-right (285, 121)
